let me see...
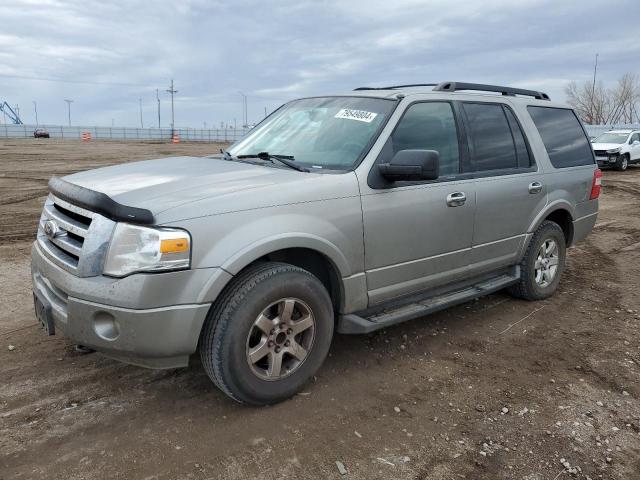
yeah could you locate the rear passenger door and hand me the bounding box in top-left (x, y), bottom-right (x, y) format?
top-left (460, 102), bottom-right (546, 275)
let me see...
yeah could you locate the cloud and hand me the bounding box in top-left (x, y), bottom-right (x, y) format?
top-left (0, 0), bottom-right (638, 127)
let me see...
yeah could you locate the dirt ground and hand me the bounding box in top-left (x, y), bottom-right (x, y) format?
top-left (1, 139), bottom-right (639, 480)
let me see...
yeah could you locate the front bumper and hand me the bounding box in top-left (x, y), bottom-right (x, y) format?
top-left (31, 242), bottom-right (223, 369)
top-left (595, 155), bottom-right (618, 167)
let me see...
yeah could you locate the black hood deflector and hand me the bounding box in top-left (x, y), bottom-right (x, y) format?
top-left (48, 177), bottom-right (155, 225)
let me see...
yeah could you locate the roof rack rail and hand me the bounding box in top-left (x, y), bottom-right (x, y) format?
top-left (354, 83), bottom-right (438, 91)
top-left (433, 82), bottom-right (550, 100)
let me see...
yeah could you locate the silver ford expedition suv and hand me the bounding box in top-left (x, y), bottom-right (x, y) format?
top-left (31, 82), bottom-right (601, 405)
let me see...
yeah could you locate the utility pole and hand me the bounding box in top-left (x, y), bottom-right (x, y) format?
top-left (33, 101), bottom-right (38, 125)
top-left (64, 99), bottom-right (73, 126)
top-left (590, 53), bottom-right (599, 123)
top-left (238, 91), bottom-right (247, 128)
top-left (166, 79), bottom-right (177, 135)
top-left (156, 88), bottom-right (161, 128)
top-left (139, 97), bottom-right (143, 128)
top-left (264, 106), bottom-right (267, 118)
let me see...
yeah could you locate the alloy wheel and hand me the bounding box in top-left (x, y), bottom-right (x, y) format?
top-left (534, 239), bottom-right (559, 288)
top-left (245, 298), bottom-right (315, 380)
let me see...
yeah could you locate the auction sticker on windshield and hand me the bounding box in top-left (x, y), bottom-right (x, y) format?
top-left (334, 109), bottom-right (378, 123)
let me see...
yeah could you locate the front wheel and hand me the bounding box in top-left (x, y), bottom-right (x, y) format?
top-left (199, 262), bottom-right (334, 405)
top-left (615, 154), bottom-right (629, 171)
top-left (508, 221), bottom-right (566, 301)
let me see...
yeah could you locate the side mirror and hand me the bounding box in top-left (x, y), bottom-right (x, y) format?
top-left (632, 140), bottom-right (640, 146)
top-left (378, 149), bottom-right (439, 182)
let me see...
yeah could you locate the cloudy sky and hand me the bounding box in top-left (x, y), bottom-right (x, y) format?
top-left (1, 0), bottom-right (638, 128)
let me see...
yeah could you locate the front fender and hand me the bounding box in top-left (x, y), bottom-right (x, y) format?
top-left (221, 232), bottom-right (351, 277)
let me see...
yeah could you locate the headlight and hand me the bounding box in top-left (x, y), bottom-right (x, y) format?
top-left (103, 223), bottom-right (191, 277)
top-left (606, 147), bottom-right (621, 154)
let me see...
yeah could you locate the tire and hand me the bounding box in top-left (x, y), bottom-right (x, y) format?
top-left (615, 154), bottom-right (629, 171)
top-left (199, 262), bottom-right (334, 405)
top-left (507, 220), bottom-right (566, 301)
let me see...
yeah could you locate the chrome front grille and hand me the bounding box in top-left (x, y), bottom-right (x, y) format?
top-left (37, 194), bottom-right (116, 277)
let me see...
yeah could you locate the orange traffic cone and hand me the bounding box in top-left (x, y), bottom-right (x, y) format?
top-left (82, 132), bottom-right (92, 141)
top-left (172, 133), bottom-right (180, 144)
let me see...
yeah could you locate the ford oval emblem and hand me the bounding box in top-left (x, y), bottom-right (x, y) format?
top-left (43, 219), bottom-right (60, 240)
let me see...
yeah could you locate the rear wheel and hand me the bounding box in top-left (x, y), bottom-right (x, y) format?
top-left (199, 262), bottom-right (334, 405)
top-left (615, 154), bottom-right (629, 171)
top-left (508, 221), bottom-right (566, 301)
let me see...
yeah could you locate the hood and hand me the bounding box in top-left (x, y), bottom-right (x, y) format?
top-left (592, 143), bottom-right (624, 151)
top-left (64, 156), bottom-right (358, 222)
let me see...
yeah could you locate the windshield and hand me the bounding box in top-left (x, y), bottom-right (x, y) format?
top-left (227, 96), bottom-right (396, 170)
top-left (594, 132), bottom-right (629, 144)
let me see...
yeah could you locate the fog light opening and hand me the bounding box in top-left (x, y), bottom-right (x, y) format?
top-left (93, 311), bottom-right (120, 341)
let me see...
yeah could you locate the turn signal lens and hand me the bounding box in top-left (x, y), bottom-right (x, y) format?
top-left (160, 238), bottom-right (190, 253)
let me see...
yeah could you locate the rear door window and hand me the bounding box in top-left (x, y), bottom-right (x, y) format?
top-left (527, 106), bottom-right (594, 168)
top-left (461, 103), bottom-right (520, 172)
top-left (504, 108), bottom-right (532, 168)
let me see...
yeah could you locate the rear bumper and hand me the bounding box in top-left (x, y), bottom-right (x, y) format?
top-left (572, 211), bottom-right (598, 246)
top-left (31, 242), bottom-right (217, 368)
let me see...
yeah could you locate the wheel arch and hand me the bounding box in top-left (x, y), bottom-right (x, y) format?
top-left (527, 201), bottom-right (575, 247)
top-left (250, 247), bottom-right (344, 314)
top-left (199, 235), bottom-right (352, 315)
top-left (543, 209), bottom-right (574, 246)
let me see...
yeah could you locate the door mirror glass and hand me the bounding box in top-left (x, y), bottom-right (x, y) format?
top-left (378, 149), bottom-right (439, 181)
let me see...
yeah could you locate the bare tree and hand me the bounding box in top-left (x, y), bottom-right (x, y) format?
top-left (566, 73), bottom-right (640, 125)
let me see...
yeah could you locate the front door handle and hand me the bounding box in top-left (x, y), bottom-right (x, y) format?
top-left (528, 181), bottom-right (543, 194)
top-left (446, 191), bottom-right (466, 207)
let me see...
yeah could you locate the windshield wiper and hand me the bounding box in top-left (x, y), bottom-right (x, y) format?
top-left (220, 149), bottom-right (235, 161)
top-left (237, 152), bottom-right (310, 173)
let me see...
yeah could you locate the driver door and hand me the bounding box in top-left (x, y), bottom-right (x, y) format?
top-left (358, 101), bottom-right (476, 306)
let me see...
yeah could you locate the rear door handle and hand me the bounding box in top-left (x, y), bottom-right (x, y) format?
top-left (446, 191), bottom-right (466, 207)
top-left (528, 182), bottom-right (543, 194)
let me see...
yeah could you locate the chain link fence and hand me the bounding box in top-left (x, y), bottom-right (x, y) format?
top-left (4, 122), bottom-right (638, 143)
top-left (0, 123), bottom-right (248, 142)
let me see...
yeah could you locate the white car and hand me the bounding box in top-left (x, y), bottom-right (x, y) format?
top-left (592, 130), bottom-right (640, 171)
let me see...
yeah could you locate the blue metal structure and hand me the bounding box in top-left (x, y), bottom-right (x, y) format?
top-left (0, 101), bottom-right (23, 124)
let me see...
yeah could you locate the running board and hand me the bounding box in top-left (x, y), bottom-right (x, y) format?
top-left (337, 273), bottom-right (518, 334)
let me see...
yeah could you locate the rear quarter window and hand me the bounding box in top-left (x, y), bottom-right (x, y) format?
top-left (527, 106), bottom-right (594, 168)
